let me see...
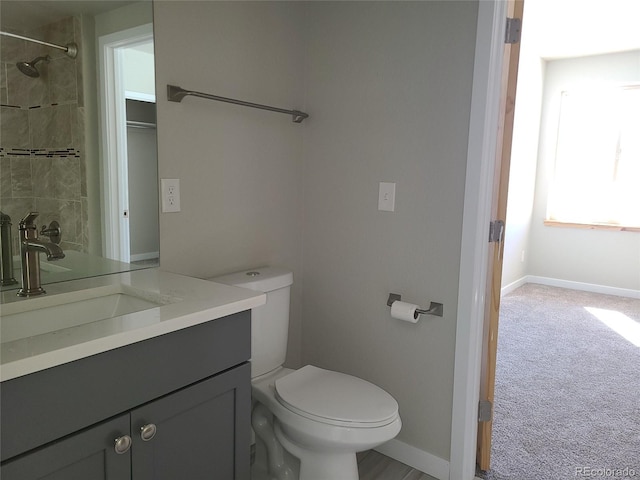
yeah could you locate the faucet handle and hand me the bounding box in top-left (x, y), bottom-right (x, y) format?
top-left (19, 211), bottom-right (39, 228)
top-left (40, 221), bottom-right (62, 244)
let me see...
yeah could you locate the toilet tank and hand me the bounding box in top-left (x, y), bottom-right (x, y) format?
top-left (210, 267), bottom-right (293, 379)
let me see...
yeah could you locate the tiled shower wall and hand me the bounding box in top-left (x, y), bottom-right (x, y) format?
top-left (0, 16), bottom-right (88, 254)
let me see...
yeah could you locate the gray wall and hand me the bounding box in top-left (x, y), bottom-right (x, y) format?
top-left (126, 127), bottom-right (158, 260)
top-left (154, 1), bottom-right (478, 462)
top-left (300, 2), bottom-right (477, 459)
top-left (154, 2), bottom-right (306, 367)
top-left (94, 1), bottom-right (152, 39)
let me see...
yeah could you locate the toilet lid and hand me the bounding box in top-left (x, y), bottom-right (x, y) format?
top-left (274, 365), bottom-right (398, 427)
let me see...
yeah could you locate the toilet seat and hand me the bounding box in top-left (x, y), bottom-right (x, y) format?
top-left (274, 365), bottom-right (399, 428)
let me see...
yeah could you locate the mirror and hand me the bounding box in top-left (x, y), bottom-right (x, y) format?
top-left (0, 0), bottom-right (158, 292)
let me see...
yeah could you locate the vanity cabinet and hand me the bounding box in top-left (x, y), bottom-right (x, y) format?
top-left (132, 365), bottom-right (245, 479)
top-left (1, 414), bottom-right (131, 479)
top-left (1, 311), bottom-right (251, 479)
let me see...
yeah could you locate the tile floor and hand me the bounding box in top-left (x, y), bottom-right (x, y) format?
top-left (251, 449), bottom-right (438, 480)
top-left (357, 450), bottom-right (438, 480)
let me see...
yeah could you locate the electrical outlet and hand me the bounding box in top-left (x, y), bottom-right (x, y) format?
top-left (161, 179), bottom-right (181, 213)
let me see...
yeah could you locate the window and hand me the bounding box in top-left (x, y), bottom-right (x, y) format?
top-left (546, 85), bottom-right (640, 229)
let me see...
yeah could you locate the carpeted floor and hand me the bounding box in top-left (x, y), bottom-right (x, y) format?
top-left (478, 284), bottom-right (640, 480)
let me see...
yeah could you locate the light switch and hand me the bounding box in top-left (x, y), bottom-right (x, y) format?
top-left (378, 182), bottom-right (396, 212)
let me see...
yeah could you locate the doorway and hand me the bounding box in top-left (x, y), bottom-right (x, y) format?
top-left (125, 98), bottom-right (159, 264)
top-left (98, 24), bottom-right (157, 264)
top-left (484, 0), bottom-right (640, 475)
top-left (449, 1), bottom-right (640, 477)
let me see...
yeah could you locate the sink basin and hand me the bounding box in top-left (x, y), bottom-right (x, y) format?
top-left (0, 268), bottom-right (266, 382)
top-left (1, 284), bottom-right (174, 344)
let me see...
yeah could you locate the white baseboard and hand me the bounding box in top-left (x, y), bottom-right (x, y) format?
top-left (375, 438), bottom-right (450, 480)
top-left (500, 276), bottom-right (528, 296)
top-left (130, 251), bottom-right (159, 262)
top-left (502, 275), bottom-right (640, 299)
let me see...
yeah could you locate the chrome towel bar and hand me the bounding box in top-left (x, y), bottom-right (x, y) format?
top-left (167, 85), bottom-right (309, 123)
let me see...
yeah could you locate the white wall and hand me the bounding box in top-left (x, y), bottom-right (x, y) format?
top-left (154, 0), bottom-right (479, 466)
top-left (501, 7), bottom-right (545, 288)
top-left (529, 50), bottom-right (640, 291)
top-left (123, 47), bottom-right (155, 98)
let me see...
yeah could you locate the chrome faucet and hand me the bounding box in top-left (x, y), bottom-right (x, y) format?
top-left (0, 211), bottom-right (18, 286)
top-left (17, 212), bottom-right (65, 297)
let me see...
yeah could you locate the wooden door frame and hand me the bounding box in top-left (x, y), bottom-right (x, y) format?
top-left (476, 0), bottom-right (524, 470)
top-left (449, 1), bottom-right (523, 478)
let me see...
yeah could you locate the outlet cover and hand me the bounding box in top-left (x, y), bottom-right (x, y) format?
top-left (161, 178), bottom-right (181, 213)
top-left (378, 182), bottom-right (396, 212)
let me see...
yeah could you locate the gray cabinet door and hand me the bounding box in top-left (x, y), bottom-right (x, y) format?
top-left (0, 414), bottom-right (131, 480)
top-left (131, 363), bottom-right (251, 480)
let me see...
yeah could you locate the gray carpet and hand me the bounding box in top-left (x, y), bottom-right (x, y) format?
top-left (479, 284), bottom-right (640, 480)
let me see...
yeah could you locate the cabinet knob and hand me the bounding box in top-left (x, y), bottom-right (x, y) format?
top-left (114, 435), bottom-right (132, 454)
top-left (140, 423), bottom-right (157, 441)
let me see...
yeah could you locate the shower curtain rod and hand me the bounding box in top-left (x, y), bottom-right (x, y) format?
top-left (167, 84), bottom-right (309, 123)
top-left (0, 31), bottom-right (77, 58)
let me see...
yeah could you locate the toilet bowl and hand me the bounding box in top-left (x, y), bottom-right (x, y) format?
top-left (210, 267), bottom-right (402, 480)
top-left (252, 366), bottom-right (401, 480)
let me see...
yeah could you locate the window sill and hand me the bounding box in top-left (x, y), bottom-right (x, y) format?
top-left (543, 220), bottom-right (640, 232)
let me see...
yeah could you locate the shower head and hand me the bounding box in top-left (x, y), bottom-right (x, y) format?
top-left (16, 55), bottom-right (50, 78)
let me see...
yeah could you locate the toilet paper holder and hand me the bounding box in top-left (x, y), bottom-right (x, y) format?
top-left (387, 293), bottom-right (444, 317)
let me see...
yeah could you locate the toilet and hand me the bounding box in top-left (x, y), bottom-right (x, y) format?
top-left (211, 267), bottom-right (401, 480)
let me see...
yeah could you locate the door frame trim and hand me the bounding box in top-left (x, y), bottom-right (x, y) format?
top-left (450, 2), bottom-right (507, 479)
top-left (98, 23), bottom-right (154, 262)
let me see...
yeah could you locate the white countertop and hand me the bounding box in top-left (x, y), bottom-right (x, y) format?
top-left (0, 269), bottom-right (265, 382)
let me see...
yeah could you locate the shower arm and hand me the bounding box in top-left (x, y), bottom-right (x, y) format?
top-left (0, 31), bottom-right (77, 58)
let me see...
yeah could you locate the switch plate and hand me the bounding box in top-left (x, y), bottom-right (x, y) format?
top-left (161, 178), bottom-right (181, 213)
top-left (378, 182), bottom-right (396, 212)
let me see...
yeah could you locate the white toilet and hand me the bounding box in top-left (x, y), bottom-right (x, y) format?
top-left (211, 267), bottom-right (401, 480)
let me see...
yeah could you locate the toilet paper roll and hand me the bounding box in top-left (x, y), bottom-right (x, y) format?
top-left (390, 301), bottom-right (420, 323)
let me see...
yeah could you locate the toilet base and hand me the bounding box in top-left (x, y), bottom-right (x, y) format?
top-left (250, 367), bottom-right (401, 480)
top-left (275, 421), bottom-right (359, 480)
top-left (252, 401), bottom-right (360, 480)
